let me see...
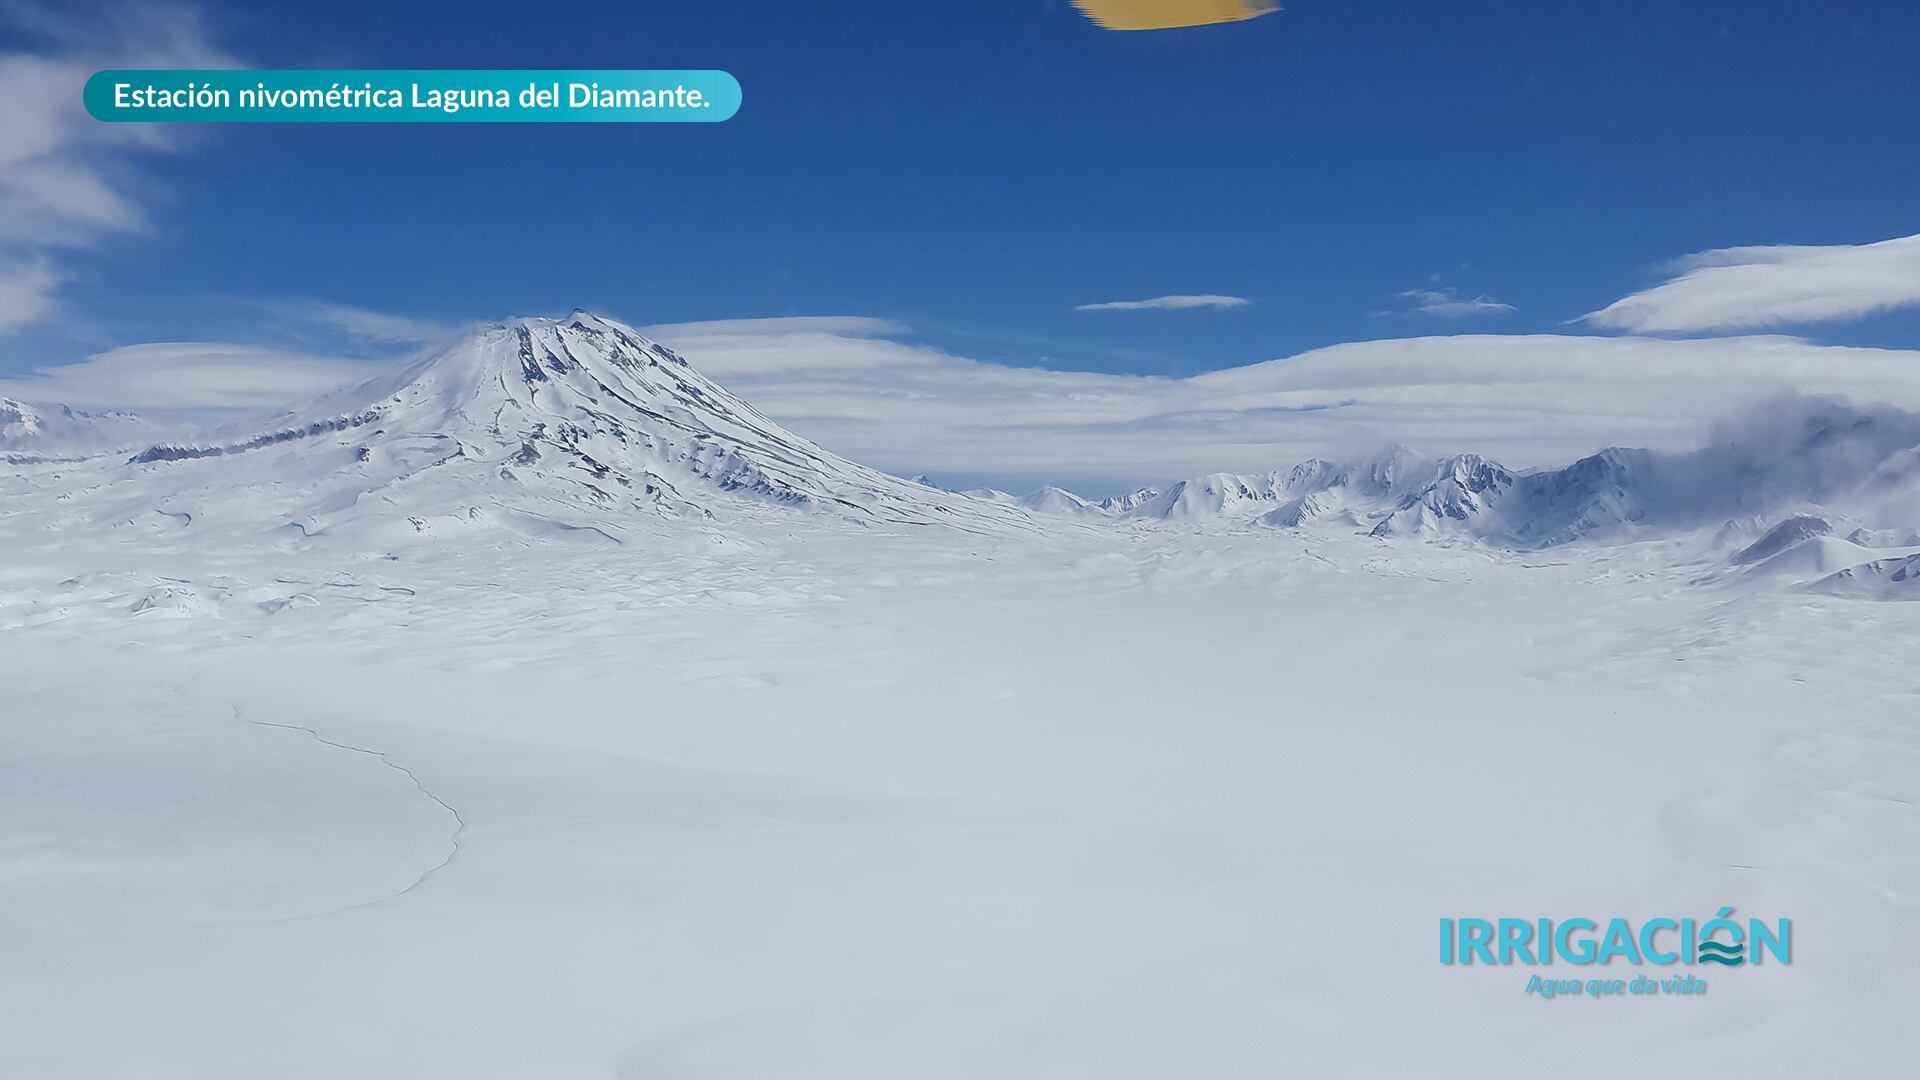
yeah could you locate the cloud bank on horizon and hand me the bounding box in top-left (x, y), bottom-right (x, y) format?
top-left (0, 341), bottom-right (380, 415)
top-left (652, 319), bottom-right (1920, 491)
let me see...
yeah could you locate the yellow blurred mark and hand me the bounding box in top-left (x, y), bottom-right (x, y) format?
top-left (1072, 0), bottom-right (1278, 31)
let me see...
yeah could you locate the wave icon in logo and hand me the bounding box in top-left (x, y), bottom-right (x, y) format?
top-left (1697, 939), bottom-right (1746, 966)
top-left (1695, 905), bottom-right (1755, 965)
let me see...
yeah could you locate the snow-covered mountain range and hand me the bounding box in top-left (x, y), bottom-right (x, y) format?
top-left (7, 311), bottom-right (1920, 597)
top-left (945, 397), bottom-right (1920, 598)
top-left (960, 398), bottom-right (1920, 543)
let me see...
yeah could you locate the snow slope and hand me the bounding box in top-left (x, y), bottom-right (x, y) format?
top-left (1809, 551), bottom-right (1920, 600)
top-left (3, 510), bottom-right (1917, 1079)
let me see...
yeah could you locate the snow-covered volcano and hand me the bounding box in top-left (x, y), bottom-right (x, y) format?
top-left (114, 311), bottom-right (1025, 540)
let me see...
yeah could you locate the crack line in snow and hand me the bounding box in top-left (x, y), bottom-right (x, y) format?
top-left (243, 709), bottom-right (466, 915)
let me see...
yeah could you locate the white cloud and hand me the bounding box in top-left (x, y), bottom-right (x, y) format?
top-left (250, 299), bottom-right (454, 346)
top-left (0, 342), bottom-right (378, 417)
top-left (1382, 287), bottom-right (1515, 319)
top-left (1582, 233), bottom-right (1920, 333)
top-left (639, 317), bottom-right (949, 376)
top-left (641, 316), bottom-right (908, 340)
top-left (1074, 294), bottom-right (1251, 312)
top-left (0, 256), bottom-right (59, 330)
top-left (0, 2), bottom-right (239, 333)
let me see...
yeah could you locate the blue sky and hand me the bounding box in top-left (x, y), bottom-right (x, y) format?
top-left (3, 0), bottom-right (1919, 386)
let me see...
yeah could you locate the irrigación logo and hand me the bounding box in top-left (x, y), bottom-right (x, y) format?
top-left (1440, 907), bottom-right (1791, 999)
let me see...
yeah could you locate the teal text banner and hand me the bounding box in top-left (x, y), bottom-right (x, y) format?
top-left (83, 70), bottom-right (741, 122)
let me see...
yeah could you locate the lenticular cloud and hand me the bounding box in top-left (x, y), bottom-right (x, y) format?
top-left (1582, 232), bottom-right (1920, 333)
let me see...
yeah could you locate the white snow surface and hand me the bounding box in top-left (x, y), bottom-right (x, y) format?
top-left (4, 312), bottom-right (1920, 1077)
